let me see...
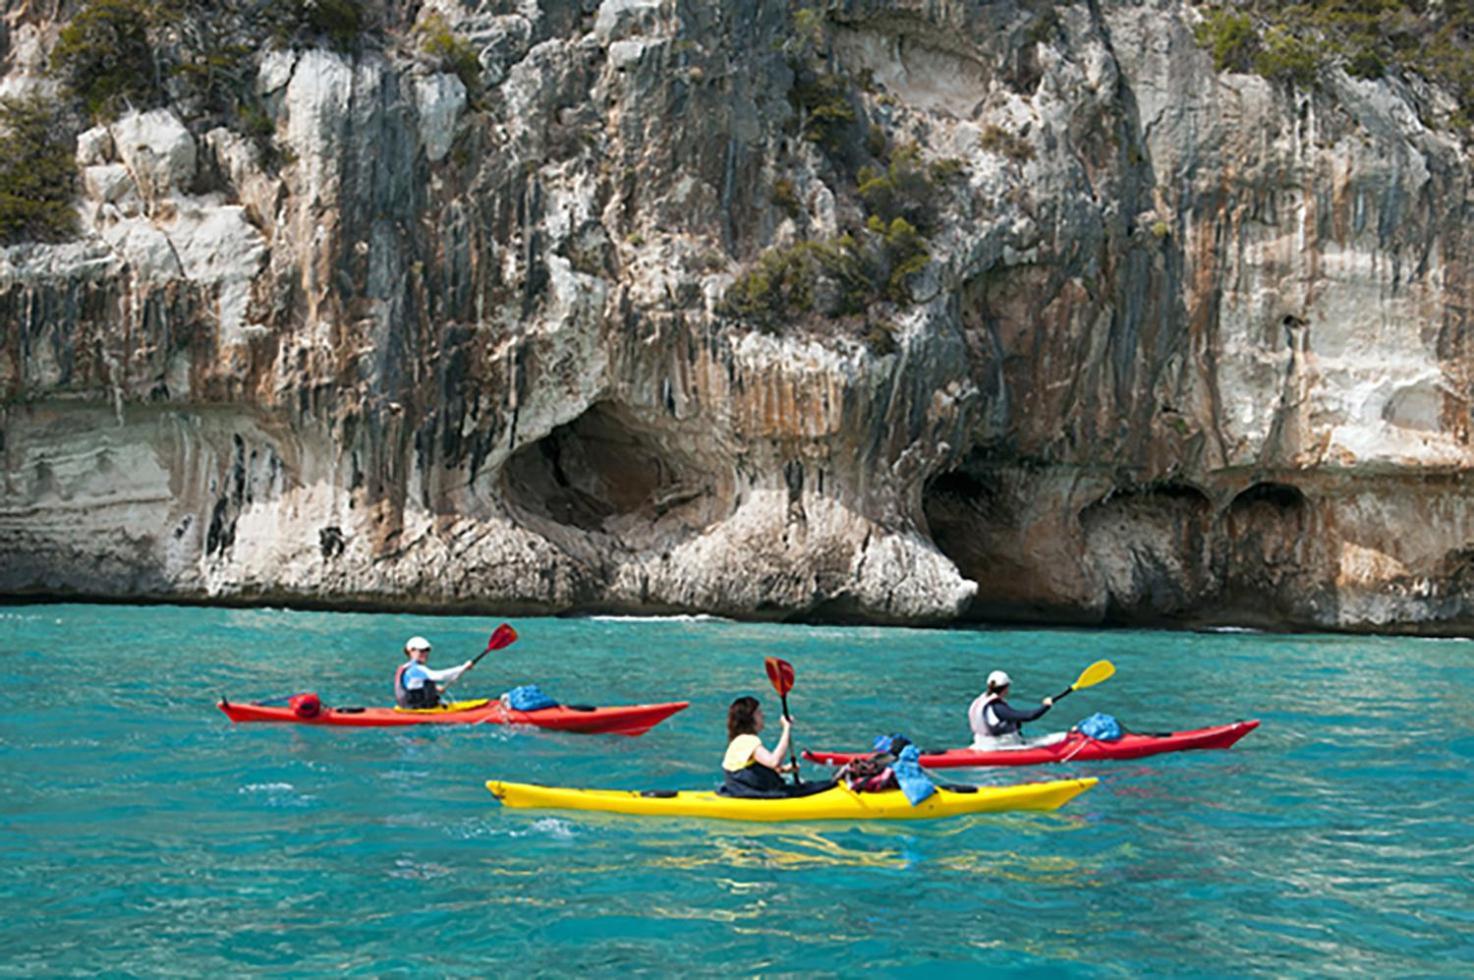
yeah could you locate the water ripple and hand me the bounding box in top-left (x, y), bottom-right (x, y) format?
top-left (0, 606), bottom-right (1470, 973)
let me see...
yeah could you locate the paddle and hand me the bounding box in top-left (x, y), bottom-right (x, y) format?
top-left (442, 623), bottom-right (518, 693)
top-left (763, 656), bottom-right (801, 786)
top-left (1051, 659), bottom-right (1115, 703)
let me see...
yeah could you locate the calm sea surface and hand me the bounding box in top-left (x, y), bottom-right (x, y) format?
top-left (1, 605), bottom-right (1471, 975)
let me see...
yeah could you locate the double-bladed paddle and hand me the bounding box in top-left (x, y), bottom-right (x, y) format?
top-left (764, 656), bottom-right (801, 785)
top-left (442, 623), bottom-right (519, 693)
top-left (1051, 659), bottom-right (1115, 703)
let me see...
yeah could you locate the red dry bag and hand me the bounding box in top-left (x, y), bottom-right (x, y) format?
top-left (289, 692), bottom-right (322, 719)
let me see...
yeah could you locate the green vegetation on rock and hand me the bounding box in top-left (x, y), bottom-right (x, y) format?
top-left (49, 0), bottom-right (374, 165)
top-left (978, 123), bottom-right (1035, 163)
top-left (726, 6), bottom-right (963, 343)
top-left (770, 177), bottom-right (802, 219)
top-left (1193, 1), bottom-right (1474, 125)
top-left (1194, 7), bottom-right (1257, 74)
top-left (928, 157), bottom-right (967, 183)
top-left (267, 0), bottom-right (367, 52)
top-left (857, 143), bottom-right (937, 232)
top-left (871, 216), bottom-right (929, 304)
top-left (724, 188), bottom-right (934, 330)
top-left (418, 12), bottom-right (482, 100)
top-left (1255, 26), bottom-right (1320, 85)
top-left (0, 96), bottom-right (78, 244)
top-left (723, 237), bottom-right (868, 329)
top-left (790, 70), bottom-right (856, 152)
top-left (51, 0), bottom-right (163, 120)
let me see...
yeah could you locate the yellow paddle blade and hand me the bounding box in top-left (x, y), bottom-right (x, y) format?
top-left (1072, 660), bottom-right (1115, 691)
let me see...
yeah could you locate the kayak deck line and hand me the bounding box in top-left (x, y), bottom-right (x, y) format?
top-left (803, 719), bottom-right (1260, 769)
top-left (485, 777), bottom-right (1098, 821)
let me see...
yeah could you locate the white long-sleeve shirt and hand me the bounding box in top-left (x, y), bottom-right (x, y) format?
top-left (402, 661), bottom-right (470, 690)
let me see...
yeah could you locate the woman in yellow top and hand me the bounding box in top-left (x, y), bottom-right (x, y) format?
top-left (720, 696), bottom-right (831, 798)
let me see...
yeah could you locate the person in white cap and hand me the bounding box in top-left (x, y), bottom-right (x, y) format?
top-left (393, 636), bottom-right (474, 708)
top-left (967, 669), bottom-right (1055, 748)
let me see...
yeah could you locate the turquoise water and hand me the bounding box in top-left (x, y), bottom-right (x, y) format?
top-left (2, 605), bottom-right (1472, 975)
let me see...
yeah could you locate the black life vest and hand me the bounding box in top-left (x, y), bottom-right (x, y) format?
top-left (986, 699), bottom-right (1019, 736)
top-left (721, 763), bottom-right (788, 798)
top-left (719, 766), bottom-right (837, 799)
top-left (395, 663), bottom-right (440, 709)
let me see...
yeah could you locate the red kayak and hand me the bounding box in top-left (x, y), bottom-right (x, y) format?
top-left (804, 719), bottom-right (1260, 768)
top-left (217, 697), bottom-right (689, 736)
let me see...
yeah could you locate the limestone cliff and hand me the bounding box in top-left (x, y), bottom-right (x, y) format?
top-left (3, 0), bottom-right (1474, 631)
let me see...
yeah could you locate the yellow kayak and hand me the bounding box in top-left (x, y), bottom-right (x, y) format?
top-left (485, 777), bottom-right (1097, 822)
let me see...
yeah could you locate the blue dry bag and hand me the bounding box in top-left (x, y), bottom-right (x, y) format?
top-left (503, 684), bottom-right (559, 711)
top-left (893, 744), bottom-right (936, 806)
top-left (1076, 712), bottom-right (1122, 741)
top-left (872, 732), bottom-right (912, 755)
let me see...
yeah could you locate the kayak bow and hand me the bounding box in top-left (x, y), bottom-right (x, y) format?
top-left (804, 719), bottom-right (1260, 769)
top-left (485, 777), bottom-right (1096, 821)
top-left (218, 698), bottom-right (689, 736)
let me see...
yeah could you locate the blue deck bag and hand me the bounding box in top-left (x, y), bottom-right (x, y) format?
top-left (893, 744), bottom-right (936, 806)
top-left (872, 732), bottom-right (913, 755)
top-left (503, 684), bottom-right (559, 711)
top-left (1077, 712), bottom-right (1122, 741)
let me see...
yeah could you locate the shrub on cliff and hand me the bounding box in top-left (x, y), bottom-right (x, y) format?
top-left (0, 96), bottom-right (78, 244)
top-left (1254, 26), bottom-right (1321, 85)
top-left (929, 157), bottom-right (967, 183)
top-left (1194, 8), bottom-right (1258, 74)
top-left (1193, 2), bottom-right (1474, 125)
top-left (978, 124), bottom-right (1035, 163)
top-left (266, 0), bottom-right (367, 52)
top-left (770, 177), bottom-right (802, 219)
top-left (857, 143), bottom-right (938, 232)
top-left (790, 68), bottom-right (856, 152)
top-left (1345, 43), bottom-right (1386, 80)
top-left (50, 0), bottom-right (164, 120)
top-left (418, 13), bottom-right (483, 100)
top-left (164, 3), bottom-right (260, 120)
top-left (868, 216), bottom-right (930, 304)
top-left (53, 1), bottom-right (273, 136)
top-left (723, 237), bottom-right (868, 329)
top-left (723, 244), bottom-right (813, 328)
top-left (723, 217), bottom-right (931, 332)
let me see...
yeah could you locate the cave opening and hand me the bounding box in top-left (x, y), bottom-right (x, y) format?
top-left (1218, 480), bottom-right (1313, 622)
top-left (1224, 481), bottom-right (1310, 560)
top-left (921, 467), bottom-right (1012, 581)
top-left (1229, 481), bottom-right (1307, 513)
top-left (500, 402), bottom-right (726, 549)
top-left (920, 464), bottom-right (1083, 622)
top-left (1079, 482), bottom-right (1214, 624)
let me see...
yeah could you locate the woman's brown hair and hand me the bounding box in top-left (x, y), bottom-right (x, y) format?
top-left (727, 696), bottom-right (761, 740)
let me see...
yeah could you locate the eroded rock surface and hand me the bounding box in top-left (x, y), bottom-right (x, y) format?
top-left (4, 0), bottom-right (1474, 630)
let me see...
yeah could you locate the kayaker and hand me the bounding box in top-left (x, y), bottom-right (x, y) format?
top-left (967, 669), bottom-right (1056, 748)
top-left (720, 696), bottom-right (832, 798)
top-left (394, 636), bottom-right (474, 709)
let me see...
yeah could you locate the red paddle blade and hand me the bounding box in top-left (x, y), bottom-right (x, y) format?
top-left (764, 657), bottom-right (795, 696)
top-left (485, 623), bottom-right (518, 652)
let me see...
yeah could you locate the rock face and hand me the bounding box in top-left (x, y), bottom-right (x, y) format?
top-left (3, 0), bottom-right (1474, 631)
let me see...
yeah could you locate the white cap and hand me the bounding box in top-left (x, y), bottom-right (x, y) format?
top-left (987, 669), bottom-right (1012, 689)
top-left (405, 636), bottom-right (432, 652)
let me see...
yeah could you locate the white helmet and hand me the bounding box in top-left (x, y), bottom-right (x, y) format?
top-left (987, 669), bottom-right (1012, 690)
top-left (405, 635), bottom-right (432, 652)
